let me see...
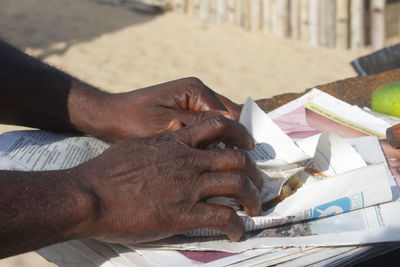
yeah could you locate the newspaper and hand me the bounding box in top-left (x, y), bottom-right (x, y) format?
top-left (0, 131), bottom-right (109, 171)
top-left (127, 90), bottom-right (400, 252)
top-left (1, 88), bottom-right (400, 266)
top-left (122, 89), bottom-right (400, 266)
top-left (37, 238), bottom-right (400, 267)
top-left (187, 97), bottom-right (394, 237)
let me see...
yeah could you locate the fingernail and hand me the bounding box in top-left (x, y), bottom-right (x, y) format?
top-left (245, 206), bottom-right (261, 217)
top-left (220, 111), bottom-right (234, 120)
top-left (229, 231), bottom-right (244, 242)
top-left (167, 119), bottom-right (183, 131)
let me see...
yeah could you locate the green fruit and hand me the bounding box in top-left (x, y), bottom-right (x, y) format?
top-left (371, 82), bottom-right (400, 118)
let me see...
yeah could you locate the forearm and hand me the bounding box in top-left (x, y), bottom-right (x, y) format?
top-left (0, 40), bottom-right (108, 134)
top-left (0, 169), bottom-right (93, 258)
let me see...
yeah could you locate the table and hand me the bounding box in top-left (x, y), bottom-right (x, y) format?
top-left (257, 68), bottom-right (400, 112)
top-left (257, 68), bottom-right (400, 267)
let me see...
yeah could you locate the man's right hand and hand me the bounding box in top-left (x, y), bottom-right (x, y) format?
top-left (74, 116), bottom-right (263, 244)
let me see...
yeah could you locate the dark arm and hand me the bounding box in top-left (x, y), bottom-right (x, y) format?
top-left (0, 40), bottom-right (107, 135)
top-left (0, 169), bottom-right (92, 258)
top-left (0, 40), bottom-right (241, 141)
top-left (0, 41), bottom-right (105, 257)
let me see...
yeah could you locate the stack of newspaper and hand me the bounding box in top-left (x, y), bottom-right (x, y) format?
top-left (2, 89), bottom-right (400, 266)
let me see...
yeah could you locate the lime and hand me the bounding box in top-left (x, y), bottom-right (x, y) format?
top-left (371, 81), bottom-right (400, 118)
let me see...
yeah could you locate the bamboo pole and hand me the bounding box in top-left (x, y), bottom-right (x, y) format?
top-left (227, 0), bottom-right (236, 23)
top-left (170, 0), bottom-right (181, 12)
top-left (242, 0), bottom-right (251, 30)
top-left (249, 0), bottom-right (261, 31)
top-left (186, 0), bottom-right (196, 16)
top-left (290, 0), bottom-right (301, 40)
top-left (191, 0), bottom-right (200, 17)
top-left (370, 0), bottom-right (386, 51)
top-left (216, 0), bottom-right (227, 24)
top-left (319, 0), bottom-right (336, 48)
top-left (209, 0), bottom-right (217, 23)
top-left (350, 0), bottom-right (365, 49)
top-left (309, 0), bottom-right (319, 45)
top-left (234, 0), bottom-right (243, 26)
top-left (327, 0), bottom-right (336, 48)
top-left (300, 0), bottom-right (308, 42)
top-left (263, 0), bottom-right (275, 33)
top-left (276, 0), bottom-right (289, 37)
top-left (319, 0), bottom-right (327, 46)
top-left (273, 0), bottom-right (281, 36)
top-left (199, 0), bottom-right (209, 21)
top-left (336, 0), bottom-right (349, 49)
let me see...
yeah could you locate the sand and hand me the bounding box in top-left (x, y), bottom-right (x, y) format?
top-left (0, 0), bottom-right (371, 265)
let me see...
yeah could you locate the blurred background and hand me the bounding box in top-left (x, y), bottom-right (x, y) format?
top-left (0, 0), bottom-right (399, 266)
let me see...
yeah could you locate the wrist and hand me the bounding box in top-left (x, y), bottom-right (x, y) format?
top-left (56, 167), bottom-right (100, 240)
top-left (67, 80), bottom-right (113, 139)
top-left (0, 168), bottom-right (98, 256)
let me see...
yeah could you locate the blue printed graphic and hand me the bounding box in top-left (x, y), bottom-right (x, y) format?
top-left (312, 197), bottom-right (351, 218)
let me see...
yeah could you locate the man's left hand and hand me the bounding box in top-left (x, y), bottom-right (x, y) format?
top-left (86, 77), bottom-right (240, 142)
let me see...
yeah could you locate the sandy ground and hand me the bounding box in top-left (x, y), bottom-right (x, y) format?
top-left (0, 0), bottom-right (371, 266)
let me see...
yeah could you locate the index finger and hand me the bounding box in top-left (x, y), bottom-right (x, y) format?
top-left (185, 78), bottom-right (240, 120)
top-left (214, 92), bottom-right (241, 120)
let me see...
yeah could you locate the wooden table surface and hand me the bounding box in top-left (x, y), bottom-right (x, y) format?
top-left (258, 68), bottom-right (400, 267)
top-left (257, 68), bottom-right (400, 113)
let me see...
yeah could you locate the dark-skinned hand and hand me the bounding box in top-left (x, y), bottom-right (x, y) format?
top-left (89, 77), bottom-right (241, 142)
top-left (73, 116), bottom-right (263, 244)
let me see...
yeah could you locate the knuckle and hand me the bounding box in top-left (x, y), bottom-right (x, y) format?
top-left (207, 115), bottom-right (225, 129)
top-left (193, 111), bottom-right (207, 122)
top-left (157, 132), bottom-right (179, 144)
top-left (180, 154), bottom-right (197, 169)
top-left (233, 171), bottom-right (249, 189)
top-left (219, 208), bottom-right (238, 225)
top-left (173, 130), bottom-right (195, 147)
top-left (232, 150), bottom-right (249, 168)
top-left (175, 130), bottom-right (188, 142)
top-left (243, 152), bottom-right (253, 167)
top-left (183, 77), bottom-right (204, 88)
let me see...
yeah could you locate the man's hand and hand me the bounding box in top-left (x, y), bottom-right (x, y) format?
top-left (74, 116), bottom-right (262, 244)
top-left (0, 116), bottom-right (261, 257)
top-left (77, 77), bottom-right (241, 142)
